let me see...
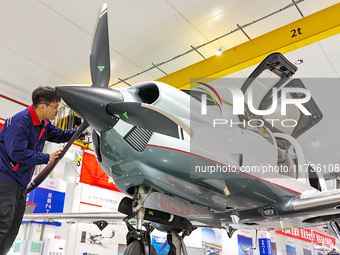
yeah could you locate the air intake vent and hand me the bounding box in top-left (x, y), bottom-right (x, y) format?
top-left (124, 126), bottom-right (153, 152)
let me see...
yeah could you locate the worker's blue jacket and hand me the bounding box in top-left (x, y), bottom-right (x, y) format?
top-left (0, 105), bottom-right (77, 189)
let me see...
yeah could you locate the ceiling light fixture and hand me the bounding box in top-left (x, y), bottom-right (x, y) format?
top-left (294, 59), bottom-right (304, 65)
top-left (110, 0), bottom-right (306, 87)
top-left (216, 47), bottom-right (223, 56)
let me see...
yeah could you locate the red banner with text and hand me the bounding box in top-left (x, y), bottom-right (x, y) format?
top-left (80, 151), bottom-right (121, 192)
top-left (275, 229), bottom-right (336, 247)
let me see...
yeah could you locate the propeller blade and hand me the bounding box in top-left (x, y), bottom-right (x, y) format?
top-left (27, 120), bottom-right (89, 193)
top-left (28, 4), bottom-right (113, 192)
top-left (90, 3), bottom-right (110, 87)
top-left (107, 102), bottom-right (192, 138)
top-left (27, 160), bottom-right (58, 193)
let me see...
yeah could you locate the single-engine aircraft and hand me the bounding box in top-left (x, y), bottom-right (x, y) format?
top-left (26, 3), bottom-right (340, 255)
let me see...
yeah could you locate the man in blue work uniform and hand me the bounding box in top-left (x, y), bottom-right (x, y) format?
top-left (0, 86), bottom-right (81, 254)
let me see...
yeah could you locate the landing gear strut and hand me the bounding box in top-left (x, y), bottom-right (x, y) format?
top-left (124, 220), bottom-right (156, 255)
top-left (167, 229), bottom-right (189, 255)
top-left (120, 186), bottom-right (156, 255)
top-left (119, 186), bottom-right (192, 255)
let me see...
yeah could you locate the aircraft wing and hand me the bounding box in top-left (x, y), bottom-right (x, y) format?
top-left (289, 189), bottom-right (340, 221)
top-left (23, 212), bottom-right (125, 223)
top-left (216, 188), bottom-right (340, 233)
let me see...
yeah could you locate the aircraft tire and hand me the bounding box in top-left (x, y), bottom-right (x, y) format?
top-left (124, 240), bottom-right (156, 255)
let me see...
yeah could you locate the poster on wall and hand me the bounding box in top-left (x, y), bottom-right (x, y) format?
top-left (26, 177), bottom-right (66, 213)
top-left (285, 245), bottom-right (297, 255)
top-left (74, 222), bottom-right (119, 255)
top-left (303, 249), bottom-right (312, 255)
top-left (118, 244), bottom-right (127, 255)
top-left (79, 184), bottom-right (125, 212)
top-left (202, 228), bottom-right (222, 255)
top-left (302, 243), bottom-right (313, 255)
top-left (259, 237), bottom-right (272, 255)
top-left (237, 235), bottom-right (253, 255)
top-left (152, 231), bottom-right (170, 255)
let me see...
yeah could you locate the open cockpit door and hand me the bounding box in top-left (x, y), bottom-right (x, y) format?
top-left (240, 52), bottom-right (323, 139)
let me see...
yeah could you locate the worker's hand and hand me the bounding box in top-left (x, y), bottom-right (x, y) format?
top-left (49, 149), bottom-right (63, 162)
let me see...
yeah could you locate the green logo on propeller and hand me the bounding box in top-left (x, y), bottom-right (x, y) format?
top-left (98, 66), bottom-right (105, 71)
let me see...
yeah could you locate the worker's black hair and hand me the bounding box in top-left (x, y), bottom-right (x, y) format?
top-left (32, 86), bottom-right (61, 108)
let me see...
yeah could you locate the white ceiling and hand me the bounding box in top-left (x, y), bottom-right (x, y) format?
top-left (0, 0), bottom-right (339, 104)
top-left (0, 0), bottom-right (339, 170)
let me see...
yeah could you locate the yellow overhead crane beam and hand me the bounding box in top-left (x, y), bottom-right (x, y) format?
top-left (156, 3), bottom-right (340, 89)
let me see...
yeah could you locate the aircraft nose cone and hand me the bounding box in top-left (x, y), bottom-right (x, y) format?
top-left (56, 85), bottom-right (123, 131)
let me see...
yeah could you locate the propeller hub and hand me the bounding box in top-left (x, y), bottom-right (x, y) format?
top-left (56, 85), bottom-right (123, 131)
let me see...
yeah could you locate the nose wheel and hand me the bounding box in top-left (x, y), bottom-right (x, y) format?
top-left (119, 186), bottom-right (191, 255)
top-left (123, 218), bottom-right (189, 255)
top-left (123, 219), bottom-right (157, 255)
top-left (124, 240), bottom-right (157, 255)
top-left (121, 186), bottom-right (156, 255)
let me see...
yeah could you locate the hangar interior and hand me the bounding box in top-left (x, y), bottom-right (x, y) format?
top-left (1, 0), bottom-right (340, 254)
